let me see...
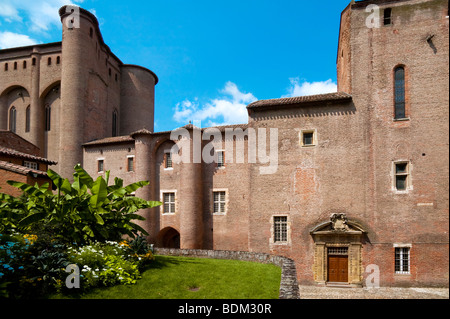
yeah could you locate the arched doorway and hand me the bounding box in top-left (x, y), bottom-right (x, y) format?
top-left (157, 227), bottom-right (180, 249)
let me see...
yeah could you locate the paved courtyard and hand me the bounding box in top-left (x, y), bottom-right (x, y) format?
top-left (299, 286), bottom-right (449, 299)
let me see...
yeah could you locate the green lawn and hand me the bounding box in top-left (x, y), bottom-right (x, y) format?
top-left (53, 255), bottom-right (282, 299)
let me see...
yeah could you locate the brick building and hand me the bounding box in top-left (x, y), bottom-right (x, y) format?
top-left (0, 130), bottom-right (56, 196)
top-left (0, 0), bottom-right (448, 287)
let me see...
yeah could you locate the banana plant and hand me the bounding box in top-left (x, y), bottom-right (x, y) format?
top-left (0, 164), bottom-right (161, 245)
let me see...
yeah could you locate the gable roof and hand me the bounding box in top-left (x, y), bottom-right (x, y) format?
top-left (0, 147), bottom-right (57, 165)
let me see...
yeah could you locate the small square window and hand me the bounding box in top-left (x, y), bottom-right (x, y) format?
top-left (301, 130), bottom-right (316, 147)
top-left (98, 160), bottom-right (104, 173)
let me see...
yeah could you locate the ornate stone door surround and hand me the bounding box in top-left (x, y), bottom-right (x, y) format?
top-left (310, 213), bottom-right (367, 287)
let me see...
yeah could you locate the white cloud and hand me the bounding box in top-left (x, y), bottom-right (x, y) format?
top-left (173, 82), bottom-right (257, 127)
top-left (0, 0), bottom-right (85, 33)
top-left (283, 77), bottom-right (337, 97)
top-left (0, 31), bottom-right (39, 49)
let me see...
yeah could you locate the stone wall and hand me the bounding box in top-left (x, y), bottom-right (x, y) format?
top-left (153, 248), bottom-right (300, 299)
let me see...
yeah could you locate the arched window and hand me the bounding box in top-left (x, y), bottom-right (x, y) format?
top-left (112, 110), bottom-right (118, 137)
top-left (394, 66), bottom-right (406, 119)
top-left (25, 105), bottom-right (31, 132)
top-left (9, 106), bottom-right (16, 133)
top-left (45, 105), bottom-right (51, 131)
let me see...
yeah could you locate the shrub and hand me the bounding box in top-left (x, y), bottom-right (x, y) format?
top-left (65, 241), bottom-right (145, 292)
top-left (0, 165), bottom-right (161, 246)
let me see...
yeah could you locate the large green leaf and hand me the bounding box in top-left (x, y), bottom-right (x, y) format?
top-left (18, 212), bottom-right (47, 228)
top-left (74, 164), bottom-right (94, 189)
top-left (124, 181), bottom-right (150, 194)
top-left (89, 176), bottom-right (108, 209)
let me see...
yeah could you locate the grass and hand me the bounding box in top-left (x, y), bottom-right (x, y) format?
top-left (53, 255), bottom-right (282, 299)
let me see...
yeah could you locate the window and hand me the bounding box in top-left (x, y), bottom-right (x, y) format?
top-left (4, 63), bottom-right (8, 71)
top-left (24, 161), bottom-right (38, 170)
top-left (127, 156), bottom-right (134, 172)
top-left (32, 58), bottom-right (36, 66)
top-left (165, 152), bottom-right (173, 169)
top-left (394, 162), bottom-right (410, 191)
top-left (301, 130), bottom-right (317, 147)
top-left (45, 105), bottom-right (51, 131)
top-left (23, 61), bottom-right (27, 69)
top-left (25, 106), bottom-right (30, 132)
top-left (394, 66), bottom-right (406, 119)
top-left (97, 159), bottom-right (104, 173)
top-left (14, 62), bottom-right (17, 70)
top-left (395, 247), bottom-right (410, 274)
top-left (384, 8), bottom-right (392, 25)
top-left (9, 106), bottom-right (16, 133)
top-left (56, 56), bottom-right (60, 65)
top-left (48, 57), bottom-right (52, 66)
top-left (274, 216), bottom-right (288, 243)
top-left (112, 110), bottom-right (118, 137)
top-left (213, 191), bottom-right (226, 214)
top-left (163, 193), bottom-right (176, 214)
top-left (217, 151), bottom-right (225, 168)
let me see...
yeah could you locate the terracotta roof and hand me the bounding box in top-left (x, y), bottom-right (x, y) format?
top-left (247, 92), bottom-right (352, 110)
top-left (83, 135), bottom-right (135, 146)
top-left (0, 160), bottom-right (48, 177)
top-left (0, 147), bottom-right (57, 165)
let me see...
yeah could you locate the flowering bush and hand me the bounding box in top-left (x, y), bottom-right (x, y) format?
top-left (64, 239), bottom-right (151, 292)
top-left (0, 235), bottom-right (155, 298)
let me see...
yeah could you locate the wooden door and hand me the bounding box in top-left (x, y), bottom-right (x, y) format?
top-left (328, 255), bottom-right (348, 283)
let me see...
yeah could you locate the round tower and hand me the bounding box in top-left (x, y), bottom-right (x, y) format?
top-left (120, 65), bottom-right (158, 135)
top-left (58, 5), bottom-right (101, 178)
top-left (179, 126), bottom-right (204, 249)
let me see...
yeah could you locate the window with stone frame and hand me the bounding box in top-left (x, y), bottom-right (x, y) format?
top-left (127, 156), bottom-right (134, 172)
top-left (163, 192), bottom-right (176, 214)
top-left (165, 152), bottom-right (173, 169)
top-left (274, 216), bottom-right (288, 243)
top-left (301, 129), bottom-right (317, 147)
top-left (216, 150), bottom-right (225, 168)
top-left (394, 161), bottom-right (410, 191)
top-left (395, 247), bottom-right (410, 274)
top-left (213, 191), bottom-right (226, 214)
top-left (97, 159), bottom-right (104, 173)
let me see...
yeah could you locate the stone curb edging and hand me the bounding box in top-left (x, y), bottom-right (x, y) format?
top-left (153, 248), bottom-right (300, 299)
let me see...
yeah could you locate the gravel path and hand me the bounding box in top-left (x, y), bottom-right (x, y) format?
top-left (299, 286), bottom-right (449, 299)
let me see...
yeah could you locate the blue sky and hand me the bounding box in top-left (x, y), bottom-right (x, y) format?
top-left (0, 0), bottom-right (351, 132)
